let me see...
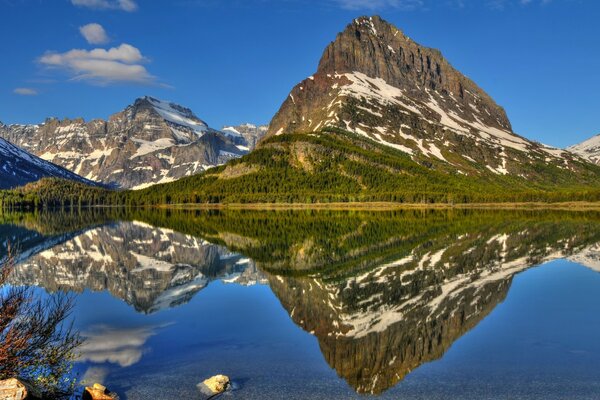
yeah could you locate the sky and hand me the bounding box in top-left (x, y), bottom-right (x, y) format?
top-left (0, 0), bottom-right (598, 148)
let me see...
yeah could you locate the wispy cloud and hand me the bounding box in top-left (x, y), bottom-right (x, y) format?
top-left (71, 0), bottom-right (138, 12)
top-left (333, 0), bottom-right (424, 10)
top-left (79, 23), bottom-right (110, 45)
top-left (13, 88), bottom-right (38, 96)
top-left (38, 43), bottom-right (160, 86)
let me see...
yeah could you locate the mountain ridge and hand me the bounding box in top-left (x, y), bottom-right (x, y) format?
top-left (0, 136), bottom-right (97, 189)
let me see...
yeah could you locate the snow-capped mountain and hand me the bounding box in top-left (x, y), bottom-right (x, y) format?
top-left (567, 134), bottom-right (600, 164)
top-left (266, 16), bottom-right (584, 178)
top-left (0, 136), bottom-right (96, 189)
top-left (0, 97), bottom-right (249, 189)
top-left (221, 123), bottom-right (268, 150)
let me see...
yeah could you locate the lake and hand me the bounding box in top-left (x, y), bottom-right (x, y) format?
top-left (3, 208), bottom-right (600, 399)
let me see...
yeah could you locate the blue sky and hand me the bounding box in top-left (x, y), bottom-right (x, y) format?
top-left (0, 0), bottom-right (598, 147)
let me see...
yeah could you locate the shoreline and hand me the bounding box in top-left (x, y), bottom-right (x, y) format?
top-left (152, 201), bottom-right (600, 211)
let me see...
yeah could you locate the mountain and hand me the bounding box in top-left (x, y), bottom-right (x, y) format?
top-left (266, 16), bottom-right (592, 178)
top-left (111, 16), bottom-right (600, 206)
top-left (0, 97), bottom-right (248, 189)
top-left (221, 123), bottom-right (268, 150)
top-left (567, 134), bottom-right (600, 164)
top-left (0, 136), bottom-right (96, 189)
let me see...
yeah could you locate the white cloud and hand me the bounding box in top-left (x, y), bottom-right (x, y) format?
top-left (13, 88), bottom-right (38, 96)
top-left (71, 0), bottom-right (138, 12)
top-left (334, 0), bottom-right (424, 9)
top-left (80, 23), bottom-right (109, 45)
top-left (39, 43), bottom-right (158, 86)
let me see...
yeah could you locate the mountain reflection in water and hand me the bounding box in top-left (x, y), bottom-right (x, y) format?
top-left (3, 208), bottom-right (600, 396)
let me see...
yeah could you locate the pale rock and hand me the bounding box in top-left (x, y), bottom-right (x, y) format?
top-left (198, 375), bottom-right (230, 394)
top-left (83, 383), bottom-right (119, 400)
top-left (0, 378), bottom-right (40, 400)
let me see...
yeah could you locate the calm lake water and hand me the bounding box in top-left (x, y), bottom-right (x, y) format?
top-left (3, 208), bottom-right (600, 399)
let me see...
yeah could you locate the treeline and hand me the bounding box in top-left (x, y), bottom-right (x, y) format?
top-left (0, 178), bottom-right (118, 210)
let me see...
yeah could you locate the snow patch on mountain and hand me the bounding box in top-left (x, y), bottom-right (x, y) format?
top-left (567, 134), bottom-right (600, 164)
top-left (145, 96), bottom-right (208, 137)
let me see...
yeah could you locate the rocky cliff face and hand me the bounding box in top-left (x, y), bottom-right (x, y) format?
top-left (0, 97), bottom-right (248, 189)
top-left (267, 16), bottom-right (580, 177)
top-left (0, 135), bottom-right (95, 189)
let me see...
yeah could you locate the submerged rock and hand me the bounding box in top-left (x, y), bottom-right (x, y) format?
top-left (198, 375), bottom-right (231, 395)
top-left (83, 383), bottom-right (119, 400)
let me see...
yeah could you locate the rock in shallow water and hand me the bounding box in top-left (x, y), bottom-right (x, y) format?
top-left (198, 375), bottom-right (231, 395)
top-left (83, 383), bottom-right (119, 400)
top-left (0, 378), bottom-right (40, 400)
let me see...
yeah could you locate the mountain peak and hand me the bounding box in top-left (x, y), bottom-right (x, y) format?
top-left (126, 96), bottom-right (209, 137)
top-left (316, 15), bottom-right (507, 127)
top-left (265, 16), bottom-right (582, 179)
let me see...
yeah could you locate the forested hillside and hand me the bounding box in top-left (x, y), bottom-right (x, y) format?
top-left (4, 128), bottom-right (600, 209)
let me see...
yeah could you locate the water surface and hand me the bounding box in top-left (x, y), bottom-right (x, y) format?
top-left (3, 209), bottom-right (600, 399)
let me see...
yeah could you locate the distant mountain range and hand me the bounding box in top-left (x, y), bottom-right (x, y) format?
top-left (568, 134), bottom-right (600, 164)
top-left (0, 97), bottom-right (267, 189)
top-left (222, 123), bottom-right (269, 150)
top-left (0, 136), bottom-right (96, 189)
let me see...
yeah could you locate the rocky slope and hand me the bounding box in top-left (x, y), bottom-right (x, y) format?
top-left (266, 16), bottom-right (585, 178)
top-left (0, 97), bottom-right (249, 189)
top-left (0, 136), bottom-right (96, 189)
top-left (567, 134), bottom-right (600, 164)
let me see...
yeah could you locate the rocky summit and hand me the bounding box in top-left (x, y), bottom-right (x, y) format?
top-left (267, 16), bottom-right (584, 178)
top-left (0, 97), bottom-right (250, 189)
